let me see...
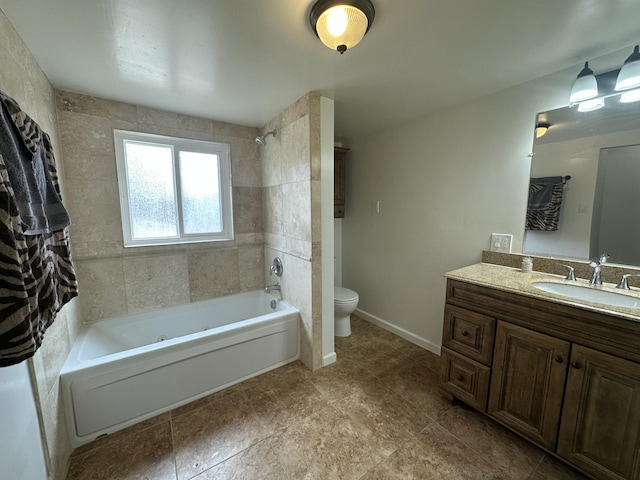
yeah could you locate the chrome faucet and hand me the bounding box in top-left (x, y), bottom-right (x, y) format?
top-left (557, 263), bottom-right (576, 281)
top-left (264, 283), bottom-right (281, 294)
top-left (589, 253), bottom-right (610, 285)
top-left (616, 274), bottom-right (640, 290)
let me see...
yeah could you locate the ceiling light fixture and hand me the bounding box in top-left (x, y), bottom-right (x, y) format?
top-left (535, 123), bottom-right (550, 138)
top-left (615, 45), bottom-right (640, 91)
top-left (569, 62), bottom-right (598, 103)
top-left (309, 0), bottom-right (375, 54)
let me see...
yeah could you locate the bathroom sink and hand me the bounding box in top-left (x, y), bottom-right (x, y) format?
top-left (532, 282), bottom-right (640, 309)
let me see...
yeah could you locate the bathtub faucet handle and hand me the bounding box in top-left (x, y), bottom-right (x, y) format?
top-left (270, 257), bottom-right (283, 277)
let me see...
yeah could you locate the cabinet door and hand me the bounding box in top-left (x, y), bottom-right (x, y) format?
top-left (488, 321), bottom-right (570, 450)
top-left (557, 345), bottom-right (640, 480)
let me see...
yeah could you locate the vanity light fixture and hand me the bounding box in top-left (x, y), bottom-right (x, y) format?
top-left (309, 0), bottom-right (375, 54)
top-left (569, 62), bottom-right (598, 103)
top-left (615, 45), bottom-right (640, 91)
top-left (577, 97), bottom-right (605, 112)
top-left (620, 88), bottom-right (640, 103)
top-left (535, 122), bottom-right (550, 138)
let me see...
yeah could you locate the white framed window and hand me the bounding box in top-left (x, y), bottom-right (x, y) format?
top-left (114, 130), bottom-right (233, 247)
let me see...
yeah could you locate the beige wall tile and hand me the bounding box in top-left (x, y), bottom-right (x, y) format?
top-left (282, 115), bottom-right (311, 184)
top-left (263, 185), bottom-right (284, 236)
top-left (227, 136), bottom-right (262, 187)
top-left (136, 106), bottom-right (178, 128)
top-left (76, 257), bottom-right (127, 322)
top-left (283, 181), bottom-right (312, 242)
top-left (123, 254), bottom-right (190, 313)
top-left (65, 178), bottom-right (123, 248)
top-left (188, 249), bottom-right (240, 302)
top-left (239, 246), bottom-right (265, 291)
top-left (177, 114), bottom-right (213, 135)
top-left (57, 90), bottom-right (137, 120)
top-left (233, 187), bottom-right (263, 234)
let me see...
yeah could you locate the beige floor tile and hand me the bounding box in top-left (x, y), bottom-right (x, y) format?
top-left (247, 369), bottom-right (330, 432)
top-left (436, 403), bottom-right (545, 478)
top-left (271, 405), bottom-right (386, 480)
top-left (191, 436), bottom-right (288, 480)
top-left (172, 390), bottom-right (272, 480)
top-left (303, 357), bottom-right (382, 400)
top-left (361, 422), bottom-right (506, 479)
top-left (378, 358), bottom-right (455, 420)
top-left (66, 419), bottom-right (175, 480)
top-left (332, 376), bottom-right (433, 456)
top-left (529, 454), bottom-right (590, 480)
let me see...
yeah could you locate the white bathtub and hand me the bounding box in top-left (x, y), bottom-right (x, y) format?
top-left (60, 290), bottom-right (299, 447)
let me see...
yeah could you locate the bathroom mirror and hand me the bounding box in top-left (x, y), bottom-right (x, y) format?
top-left (523, 97), bottom-right (640, 266)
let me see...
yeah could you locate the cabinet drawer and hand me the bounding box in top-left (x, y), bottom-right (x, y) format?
top-left (441, 347), bottom-right (491, 411)
top-left (443, 305), bottom-right (496, 365)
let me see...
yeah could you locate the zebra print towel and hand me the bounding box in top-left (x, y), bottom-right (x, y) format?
top-left (0, 92), bottom-right (78, 367)
top-left (525, 177), bottom-right (565, 231)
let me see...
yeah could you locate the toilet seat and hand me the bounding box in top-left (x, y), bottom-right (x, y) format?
top-left (335, 287), bottom-right (359, 303)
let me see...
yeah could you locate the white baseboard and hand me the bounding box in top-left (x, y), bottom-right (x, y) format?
top-left (354, 308), bottom-right (441, 356)
top-left (322, 351), bottom-right (337, 367)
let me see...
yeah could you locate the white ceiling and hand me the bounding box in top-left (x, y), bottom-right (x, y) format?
top-left (2, 0), bottom-right (640, 139)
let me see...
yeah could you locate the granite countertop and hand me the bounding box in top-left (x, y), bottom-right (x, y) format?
top-left (445, 263), bottom-right (640, 323)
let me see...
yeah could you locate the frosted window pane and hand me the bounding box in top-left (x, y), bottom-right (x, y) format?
top-left (124, 141), bottom-right (177, 239)
top-left (179, 152), bottom-right (221, 234)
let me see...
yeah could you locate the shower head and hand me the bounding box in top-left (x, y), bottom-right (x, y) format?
top-left (255, 130), bottom-right (277, 147)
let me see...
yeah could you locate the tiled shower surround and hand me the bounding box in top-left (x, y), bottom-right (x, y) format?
top-left (58, 90), bottom-right (266, 321)
top-left (58, 90), bottom-right (324, 370)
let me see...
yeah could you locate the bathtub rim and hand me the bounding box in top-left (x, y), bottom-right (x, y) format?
top-left (62, 290), bottom-right (294, 370)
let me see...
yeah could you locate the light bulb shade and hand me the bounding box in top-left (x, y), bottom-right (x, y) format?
top-left (535, 123), bottom-right (550, 138)
top-left (569, 62), bottom-right (598, 103)
top-left (620, 88), bottom-right (640, 103)
top-left (615, 45), bottom-right (640, 91)
top-left (577, 97), bottom-right (605, 112)
top-left (310, 0), bottom-right (375, 54)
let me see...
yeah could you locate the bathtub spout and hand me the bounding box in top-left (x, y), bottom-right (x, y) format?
top-left (265, 283), bottom-right (281, 294)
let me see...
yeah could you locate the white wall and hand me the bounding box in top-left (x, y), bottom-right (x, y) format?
top-left (341, 46), bottom-right (635, 353)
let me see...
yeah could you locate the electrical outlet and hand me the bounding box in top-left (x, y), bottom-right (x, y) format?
top-left (490, 233), bottom-right (513, 253)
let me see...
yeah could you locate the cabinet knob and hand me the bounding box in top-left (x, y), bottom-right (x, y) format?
top-left (461, 331), bottom-right (469, 337)
top-left (554, 355), bottom-right (563, 363)
top-left (457, 374), bottom-right (464, 382)
top-left (571, 362), bottom-right (581, 369)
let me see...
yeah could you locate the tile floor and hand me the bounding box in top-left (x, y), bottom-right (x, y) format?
top-left (66, 316), bottom-right (589, 480)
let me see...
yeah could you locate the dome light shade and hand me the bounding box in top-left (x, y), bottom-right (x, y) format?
top-left (615, 45), bottom-right (640, 91)
top-left (310, 0), bottom-right (375, 54)
top-left (569, 62), bottom-right (598, 103)
top-left (535, 123), bottom-right (550, 138)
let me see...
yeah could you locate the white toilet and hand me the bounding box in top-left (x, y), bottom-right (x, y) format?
top-left (334, 286), bottom-right (359, 337)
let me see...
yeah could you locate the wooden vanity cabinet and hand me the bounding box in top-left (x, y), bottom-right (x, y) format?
top-left (441, 278), bottom-right (640, 480)
top-left (488, 321), bottom-right (570, 451)
top-left (334, 147), bottom-right (349, 218)
top-left (557, 345), bottom-right (640, 480)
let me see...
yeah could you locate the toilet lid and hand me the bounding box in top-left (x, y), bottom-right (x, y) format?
top-left (335, 286), bottom-right (359, 303)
